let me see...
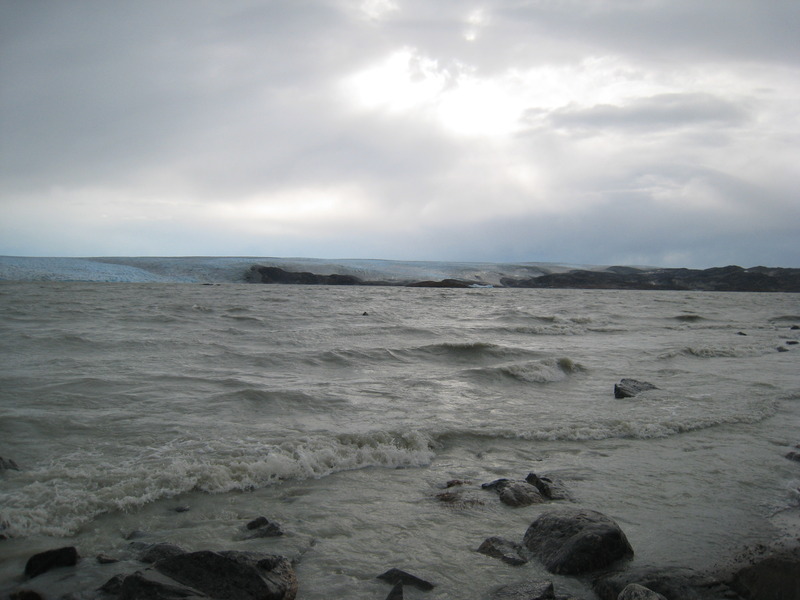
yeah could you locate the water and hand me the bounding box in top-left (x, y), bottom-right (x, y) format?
top-left (1, 282), bottom-right (799, 598)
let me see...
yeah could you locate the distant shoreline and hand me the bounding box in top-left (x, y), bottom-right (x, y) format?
top-left (1, 256), bottom-right (798, 291)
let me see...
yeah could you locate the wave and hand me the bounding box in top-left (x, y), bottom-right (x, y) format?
top-left (462, 357), bottom-right (584, 383)
top-left (658, 345), bottom-right (761, 359)
top-left (0, 430), bottom-right (435, 538)
top-left (309, 342), bottom-right (541, 368)
top-left (440, 399), bottom-right (778, 443)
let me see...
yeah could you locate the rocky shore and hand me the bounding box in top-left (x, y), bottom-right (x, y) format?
top-left (246, 265), bottom-right (800, 292)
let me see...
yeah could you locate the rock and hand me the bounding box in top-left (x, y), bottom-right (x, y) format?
top-left (727, 549), bottom-right (800, 600)
top-left (126, 529), bottom-right (149, 540)
top-left (791, 325), bottom-right (800, 330)
top-left (614, 379), bottom-right (657, 398)
top-left (173, 505), bottom-right (191, 513)
top-left (120, 569), bottom-right (206, 599)
top-left (9, 591), bottom-right (44, 600)
top-left (445, 479), bottom-right (472, 488)
top-left (0, 456), bottom-right (20, 471)
top-left (386, 581), bottom-right (404, 600)
top-left (786, 451), bottom-right (800, 462)
top-left (523, 508), bottom-right (633, 575)
top-left (406, 279), bottom-right (472, 288)
top-left (120, 549), bottom-right (297, 599)
top-left (24, 546), bottom-right (79, 578)
top-left (482, 479), bottom-right (546, 507)
top-left (525, 473), bottom-right (570, 500)
top-left (244, 517), bottom-right (284, 538)
top-left (491, 580), bottom-right (555, 600)
top-left (98, 573), bottom-right (126, 595)
top-left (477, 536), bottom-right (529, 566)
top-left (736, 331), bottom-right (748, 336)
top-left (593, 566), bottom-right (711, 600)
top-left (616, 583), bottom-right (667, 600)
top-left (139, 542), bottom-right (188, 564)
top-left (96, 553), bottom-right (119, 564)
top-left (377, 568), bottom-right (435, 591)
top-left (777, 346), bottom-right (789, 352)
top-left (787, 340), bottom-right (799, 345)
top-left (248, 266), bottom-right (362, 286)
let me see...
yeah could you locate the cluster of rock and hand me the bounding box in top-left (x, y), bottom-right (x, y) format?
top-left (244, 264), bottom-right (800, 292)
top-left (500, 265), bottom-right (800, 292)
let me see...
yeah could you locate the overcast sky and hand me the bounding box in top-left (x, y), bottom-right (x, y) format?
top-left (1, 0), bottom-right (798, 267)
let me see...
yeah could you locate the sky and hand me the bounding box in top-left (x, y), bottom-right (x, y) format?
top-left (1, 0), bottom-right (799, 268)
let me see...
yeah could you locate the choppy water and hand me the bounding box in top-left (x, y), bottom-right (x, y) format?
top-left (1, 282), bottom-right (799, 598)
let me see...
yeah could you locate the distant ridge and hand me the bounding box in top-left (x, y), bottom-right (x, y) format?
top-left (1, 256), bottom-right (798, 291)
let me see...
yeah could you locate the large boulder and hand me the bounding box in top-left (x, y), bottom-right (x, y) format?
top-left (120, 550), bottom-right (297, 600)
top-left (523, 508), bottom-right (633, 575)
top-left (24, 546), bottom-right (79, 578)
top-left (727, 549), bottom-right (800, 600)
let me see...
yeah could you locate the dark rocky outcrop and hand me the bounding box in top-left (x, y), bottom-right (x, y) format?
top-left (377, 568), bottom-right (435, 591)
top-left (523, 508), bottom-right (634, 575)
top-left (406, 279), bottom-right (473, 288)
top-left (247, 266), bottom-right (363, 285)
top-left (24, 546), bottom-right (79, 578)
top-left (243, 516), bottom-right (284, 539)
top-left (501, 265), bottom-right (800, 292)
top-left (614, 379), bottom-right (658, 399)
top-left (0, 456), bottom-right (20, 471)
top-left (120, 550), bottom-right (297, 600)
top-left (478, 536), bottom-right (529, 566)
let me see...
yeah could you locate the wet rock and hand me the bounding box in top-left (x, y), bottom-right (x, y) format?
top-left (96, 553), bottom-right (119, 564)
top-left (727, 548), bottom-right (800, 600)
top-left (125, 529), bottom-right (148, 540)
top-left (386, 581), bottom-right (404, 600)
top-left (482, 478), bottom-right (546, 507)
top-left (614, 379), bottom-right (657, 398)
top-left (377, 568), bottom-right (435, 591)
top-left (525, 473), bottom-right (570, 500)
top-left (120, 569), bottom-right (205, 599)
top-left (523, 508), bottom-right (633, 575)
top-left (9, 591), bottom-right (44, 600)
top-left (786, 451), bottom-right (800, 462)
top-left (777, 346), bottom-right (789, 352)
top-left (478, 536), bottom-right (529, 566)
top-left (593, 566), bottom-right (711, 600)
top-left (24, 546), bottom-right (79, 578)
top-left (98, 573), bottom-right (126, 595)
top-left (172, 505), bottom-right (191, 513)
top-left (0, 456), bottom-right (20, 471)
top-left (150, 550), bottom-right (298, 600)
top-left (491, 580), bottom-right (555, 600)
top-left (736, 331), bottom-right (748, 336)
top-left (138, 542), bottom-right (187, 564)
top-left (244, 516), bottom-right (284, 538)
top-left (616, 583), bottom-right (667, 600)
top-left (787, 340), bottom-right (799, 345)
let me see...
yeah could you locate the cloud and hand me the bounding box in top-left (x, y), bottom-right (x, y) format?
top-left (1, 0), bottom-right (798, 267)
